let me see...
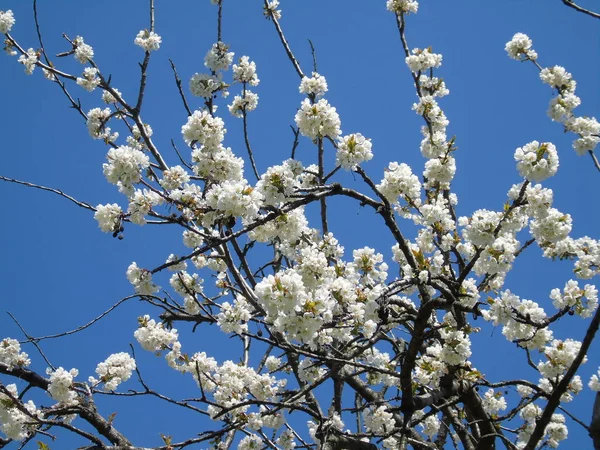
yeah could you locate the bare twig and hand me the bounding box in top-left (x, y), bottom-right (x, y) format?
top-left (0, 176), bottom-right (95, 211)
top-left (561, 0), bottom-right (600, 19)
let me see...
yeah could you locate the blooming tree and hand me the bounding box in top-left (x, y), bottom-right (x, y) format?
top-left (1, 1), bottom-right (599, 450)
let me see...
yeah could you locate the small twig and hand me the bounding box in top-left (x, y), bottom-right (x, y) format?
top-left (169, 59), bottom-right (193, 116)
top-left (217, 0), bottom-right (223, 41)
top-left (171, 139), bottom-right (194, 170)
top-left (242, 91), bottom-right (261, 181)
top-left (589, 150), bottom-right (600, 172)
top-left (308, 39), bottom-right (318, 73)
top-left (561, 0), bottom-right (600, 19)
top-left (6, 312), bottom-right (54, 370)
top-left (264, 0), bottom-right (304, 79)
top-left (290, 125), bottom-right (300, 159)
top-left (24, 296), bottom-right (137, 343)
top-left (0, 176), bottom-right (95, 211)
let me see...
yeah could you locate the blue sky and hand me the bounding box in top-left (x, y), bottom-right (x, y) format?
top-left (0, 0), bottom-right (599, 448)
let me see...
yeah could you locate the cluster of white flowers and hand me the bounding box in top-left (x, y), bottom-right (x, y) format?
top-left (249, 207), bottom-right (309, 244)
top-left (538, 66), bottom-right (599, 155)
top-left (205, 41), bottom-right (234, 72)
top-left (544, 236), bottom-right (600, 280)
top-left (589, 368), bottom-right (600, 391)
top-left (134, 29), bottom-right (162, 52)
top-left (189, 72), bottom-right (222, 98)
top-left (232, 56), bottom-right (259, 85)
top-left (0, 10), bottom-right (15, 34)
top-left (182, 109), bottom-right (226, 147)
top-left (47, 367), bottom-right (79, 404)
top-left (126, 262), bottom-right (160, 295)
top-left (204, 179), bottom-right (262, 224)
top-left (89, 352), bottom-right (136, 391)
top-left (295, 98), bottom-right (341, 139)
top-left (483, 290), bottom-right (552, 350)
top-left (101, 87), bottom-right (122, 104)
top-left (439, 327), bottom-right (471, 366)
top-left (217, 296), bottom-right (252, 334)
top-left (191, 145), bottom-right (244, 182)
top-left (364, 405), bottom-right (395, 434)
top-left (386, 0), bottom-right (418, 14)
top-left (406, 48), bottom-right (442, 73)
top-left (538, 338), bottom-right (584, 379)
top-left (72, 36), bottom-right (94, 63)
top-left (550, 280), bottom-right (598, 318)
top-left (103, 145), bottom-right (150, 196)
top-left (94, 203), bottom-right (122, 233)
top-left (460, 209), bottom-right (502, 247)
top-left (336, 133), bottom-right (373, 170)
top-left (134, 315), bottom-right (178, 352)
top-left (299, 72), bottom-right (328, 98)
top-left (159, 165), bottom-right (190, 191)
top-left (208, 361), bottom-right (283, 418)
top-left (377, 162), bottom-right (421, 204)
top-left (481, 389), bottom-right (507, 416)
top-left (128, 188), bottom-right (163, 225)
top-left (228, 91), bottom-right (259, 117)
top-left (86, 107), bottom-right (118, 141)
top-left (517, 405), bottom-right (567, 449)
top-left (76, 67), bottom-right (101, 92)
top-left (0, 384), bottom-right (39, 440)
top-left (505, 32), bottom-right (537, 61)
top-left (419, 74), bottom-right (449, 98)
top-left (17, 48), bottom-right (37, 75)
top-left (530, 208), bottom-right (572, 244)
top-left (514, 141), bottom-right (559, 182)
top-left (255, 161), bottom-right (297, 206)
top-left (0, 338), bottom-right (30, 369)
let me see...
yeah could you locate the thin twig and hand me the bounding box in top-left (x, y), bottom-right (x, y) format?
top-left (308, 39), bottom-right (317, 73)
top-left (242, 88), bottom-right (261, 180)
top-left (561, 0), bottom-right (600, 19)
top-left (0, 176), bottom-right (95, 211)
top-left (169, 59), bottom-right (193, 116)
top-left (6, 312), bottom-right (54, 370)
top-left (24, 296), bottom-right (137, 343)
top-left (589, 150), bottom-right (600, 172)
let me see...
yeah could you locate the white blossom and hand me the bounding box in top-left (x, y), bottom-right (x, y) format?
top-left (94, 203), bottom-right (122, 233)
top-left (228, 91), bottom-right (259, 117)
top-left (73, 36), bottom-right (94, 63)
top-left (0, 338), bottom-right (30, 369)
top-left (406, 48), bottom-right (442, 73)
top-left (505, 32), bottom-right (537, 61)
top-left (127, 262), bottom-right (160, 295)
top-left (386, 0), bottom-right (418, 14)
top-left (295, 98), bottom-right (341, 139)
top-left (299, 72), bottom-right (328, 98)
top-left (89, 352), bottom-right (136, 391)
top-left (77, 67), bottom-right (100, 92)
top-left (134, 30), bottom-right (162, 52)
top-left (189, 73), bottom-right (221, 98)
top-left (233, 56), bottom-right (259, 85)
top-left (514, 141), bottom-right (559, 182)
top-left (336, 133), bottom-right (373, 170)
top-left (134, 315), bottom-right (178, 352)
top-left (18, 48), bottom-right (37, 75)
top-left (47, 367), bottom-right (79, 404)
top-left (0, 10), bottom-right (15, 34)
top-left (205, 42), bottom-right (234, 72)
top-left (103, 145), bottom-right (150, 196)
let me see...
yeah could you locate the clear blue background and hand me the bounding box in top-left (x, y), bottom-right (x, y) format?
top-left (0, 0), bottom-right (598, 448)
